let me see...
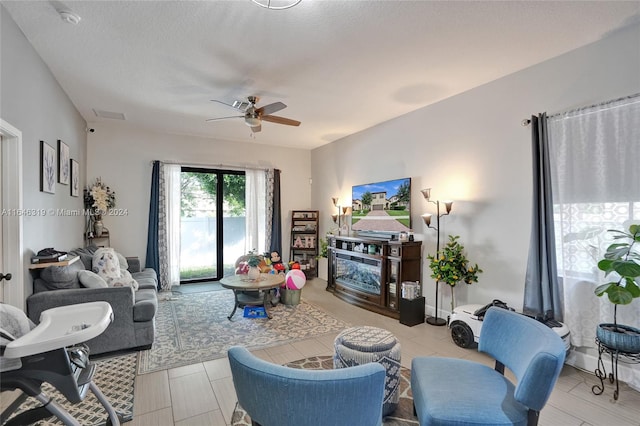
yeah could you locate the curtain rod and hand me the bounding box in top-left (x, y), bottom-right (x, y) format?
top-left (153, 160), bottom-right (271, 172)
top-left (521, 92), bottom-right (640, 126)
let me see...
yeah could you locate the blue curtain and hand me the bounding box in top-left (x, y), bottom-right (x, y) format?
top-left (523, 114), bottom-right (562, 321)
top-left (145, 160), bottom-right (160, 285)
top-left (269, 169), bottom-right (282, 255)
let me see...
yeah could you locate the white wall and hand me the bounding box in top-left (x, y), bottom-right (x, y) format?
top-left (311, 23), bottom-right (640, 317)
top-left (86, 123), bottom-right (311, 264)
top-left (1, 6), bottom-right (87, 298)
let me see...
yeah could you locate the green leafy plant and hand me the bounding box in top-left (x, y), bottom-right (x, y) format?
top-left (427, 235), bottom-right (482, 311)
top-left (246, 255), bottom-right (262, 268)
top-left (317, 237), bottom-right (329, 259)
top-left (594, 224), bottom-right (640, 328)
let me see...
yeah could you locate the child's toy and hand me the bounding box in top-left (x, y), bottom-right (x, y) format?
top-left (448, 300), bottom-right (571, 354)
top-left (285, 269), bottom-right (306, 290)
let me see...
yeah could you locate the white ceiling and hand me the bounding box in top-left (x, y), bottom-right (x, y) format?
top-left (3, 0), bottom-right (639, 149)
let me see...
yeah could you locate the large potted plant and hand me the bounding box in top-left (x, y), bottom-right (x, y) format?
top-left (427, 235), bottom-right (482, 312)
top-left (594, 224), bottom-right (640, 352)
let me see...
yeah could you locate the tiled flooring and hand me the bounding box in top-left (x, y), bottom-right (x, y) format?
top-left (3, 279), bottom-right (638, 425)
top-left (128, 279), bottom-right (640, 426)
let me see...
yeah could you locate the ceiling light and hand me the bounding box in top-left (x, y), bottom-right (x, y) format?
top-left (59, 10), bottom-right (81, 25)
top-left (245, 116), bottom-right (261, 127)
top-left (251, 0), bottom-right (302, 10)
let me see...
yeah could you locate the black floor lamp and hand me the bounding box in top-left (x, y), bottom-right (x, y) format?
top-left (421, 188), bottom-right (453, 326)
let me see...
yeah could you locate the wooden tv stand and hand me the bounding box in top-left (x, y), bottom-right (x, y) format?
top-left (326, 235), bottom-right (421, 319)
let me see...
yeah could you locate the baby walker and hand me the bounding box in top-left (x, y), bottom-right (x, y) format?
top-left (1, 301), bottom-right (121, 426)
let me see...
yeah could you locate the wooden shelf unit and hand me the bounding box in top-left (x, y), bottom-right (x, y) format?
top-left (289, 210), bottom-right (319, 279)
top-left (326, 235), bottom-right (421, 319)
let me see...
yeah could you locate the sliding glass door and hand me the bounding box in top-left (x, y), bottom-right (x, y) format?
top-left (180, 168), bottom-right (245, 282)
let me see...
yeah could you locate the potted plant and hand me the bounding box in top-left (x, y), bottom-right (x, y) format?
top-left (427, 235), bottom-right (482, 312)
top-left (246, 254), bottom-right (262, 280)
top-left (594, 224), bottom-right (640, 352)
top-left (316, 236), bottom-right (329, 280)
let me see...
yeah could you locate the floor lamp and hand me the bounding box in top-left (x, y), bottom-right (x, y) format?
top-left (421, 188), bottom-right (452, 326)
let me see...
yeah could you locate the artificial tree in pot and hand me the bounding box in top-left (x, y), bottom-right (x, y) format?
top-left (594, 224), bottom-right (640, 352)
top-left (427, 235), bottom-right (482, 313)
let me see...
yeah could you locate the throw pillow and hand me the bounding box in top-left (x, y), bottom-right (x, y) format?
top-left (39, 261), bottom-right (83, 290)
top-left (78, 270), bottom-right (108, 289)
top-left (115, 251), bottom-right (129, 270)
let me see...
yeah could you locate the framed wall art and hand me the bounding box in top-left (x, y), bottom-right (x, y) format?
top-left (58, 139), bottom-right (70, 184)
top-left (40, 140), bottom-right (56, 194)
top-left (70, 159), bottom-right (80, 197)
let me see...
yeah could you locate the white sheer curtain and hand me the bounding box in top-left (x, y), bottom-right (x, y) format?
top-left (547, 94), bottom-right (640, 389)
top-left (164, 164), bottom-right (181, 288)
top-left (245, 169), bottom-right (267, 254)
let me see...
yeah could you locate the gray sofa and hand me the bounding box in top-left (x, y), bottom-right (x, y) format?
top-left (26, 245), bottom-right (158, 355)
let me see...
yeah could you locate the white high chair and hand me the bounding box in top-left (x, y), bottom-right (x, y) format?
top-left (0, 302), bottom-right (121, 426)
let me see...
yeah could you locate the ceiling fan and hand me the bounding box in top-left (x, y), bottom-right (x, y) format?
top-left (206, 96), bottom-right (301, 133)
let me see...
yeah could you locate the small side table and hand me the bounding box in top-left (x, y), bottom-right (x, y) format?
top-left (592, 338), bottom-right (640, 400)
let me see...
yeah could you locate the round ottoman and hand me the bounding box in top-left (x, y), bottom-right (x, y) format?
top-left (333, 326), bottom-right (401, 416)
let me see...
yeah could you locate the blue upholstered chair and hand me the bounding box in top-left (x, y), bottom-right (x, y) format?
top-left (411, 307), bottom-right (566, 426)
top-left (228, 346), bottom-right (386, 426)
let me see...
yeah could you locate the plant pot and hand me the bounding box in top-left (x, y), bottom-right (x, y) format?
top-left (93, 219), bottom-right (104, 237)
top-left (281, 287), bottom-right (301, 306)
top-left (317, 258), bottom-right (328, 281)
top-left (596, 323), bottom-right (640, 353)
top-left (247, 266), bottom-right (261, 281)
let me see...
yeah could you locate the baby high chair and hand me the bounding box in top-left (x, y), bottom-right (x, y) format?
top-left (0, 301), bottom-right (121, 426)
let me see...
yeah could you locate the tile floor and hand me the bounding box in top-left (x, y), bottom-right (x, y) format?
top-left (128, 279), bottom-right (640, 426)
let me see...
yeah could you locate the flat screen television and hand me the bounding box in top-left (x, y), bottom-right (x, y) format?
top-left (351, 177), bottom-right (411, 237)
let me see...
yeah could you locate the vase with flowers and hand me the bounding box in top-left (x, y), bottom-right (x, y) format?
top-left (84, 178), bottom-right (116, 237)
top-left (427, 235), bottom-right (482, 313)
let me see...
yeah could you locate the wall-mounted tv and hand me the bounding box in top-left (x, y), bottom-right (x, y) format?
top-left (351, 177), bottom-right (411, 236)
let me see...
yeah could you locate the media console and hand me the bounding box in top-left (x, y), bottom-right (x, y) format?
top-left (326, 235), bottom-right (422, 319)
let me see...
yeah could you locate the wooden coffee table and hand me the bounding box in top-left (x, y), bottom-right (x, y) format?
top-left (219, 273), bottom-right (285, 320)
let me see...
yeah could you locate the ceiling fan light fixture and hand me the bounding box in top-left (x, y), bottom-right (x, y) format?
top-left (250, 0), bottom-right (302, 10)
top-left (245, 116), bottom-right (261, 127)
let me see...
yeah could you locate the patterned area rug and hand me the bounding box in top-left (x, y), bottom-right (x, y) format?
top-left (138, 290), bottom-right (351, 374)
top-left (231, 355), bottom-right (419, 425)
top-left (10, 353), bottom-right (136, 425)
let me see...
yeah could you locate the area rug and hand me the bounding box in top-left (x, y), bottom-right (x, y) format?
top-left (138, 290), bottom-right (351, 374)
top-left (231, 355), bottom-right (419, 425)
top-left (10, 353), bottom-right (136, 425)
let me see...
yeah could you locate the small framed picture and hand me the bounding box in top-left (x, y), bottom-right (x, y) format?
top-left (70, 159), bottom-right (80, 197)
top-left (40, 141), bottom-right (56, 194)
top-left (58, 140), bottom-right (70, 184)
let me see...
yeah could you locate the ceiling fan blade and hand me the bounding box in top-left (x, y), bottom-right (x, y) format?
top-left (205, 115), bottom-right (243, 122)
top-left (251, 124), bottom-right (262, 133)
top-left (262, 115), bottom-right (301, 126)
top-left (211, 99), bottom-right (251, 111)
top-left (256, 101), bottom-right (286, 116)
top-left (210, 99), bottom-right (236, 108)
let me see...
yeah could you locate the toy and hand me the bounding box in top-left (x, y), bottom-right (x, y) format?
top-left (448, 300), bottom-right (571, 354)
top-left (269, 251), bottom-right (286, 273)
top-left (235, 261), bottom-right (249, 275)
top-left (285, 269), bottom-right (306, 290)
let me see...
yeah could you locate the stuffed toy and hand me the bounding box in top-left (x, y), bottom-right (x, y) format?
top-left (270, 251), bottom-right (287, 274)
top-left (92, 247), bottom-right (139, 290)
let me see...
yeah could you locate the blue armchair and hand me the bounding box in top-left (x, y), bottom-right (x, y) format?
top-left (411, 307), bottom-right (566, 426)
top-left (228, 346), bottom-right (386, 426)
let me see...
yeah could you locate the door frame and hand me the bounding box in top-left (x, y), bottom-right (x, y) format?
top-left (1, 118), bottom-right (25, 309)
